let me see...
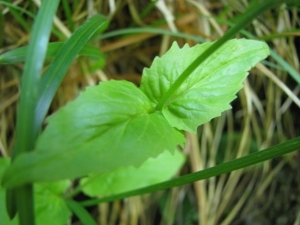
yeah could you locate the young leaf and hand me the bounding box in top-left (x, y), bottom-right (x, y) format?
top-left (80, 149), bottom-right (185, 197)
top-left (2, 80), bottom-right (185, 188)
top-left (140, 39), bottom-right (269, 133)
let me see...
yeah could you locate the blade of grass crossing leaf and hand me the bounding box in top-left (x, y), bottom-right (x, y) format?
top-left (80, 137), bottom-right (300, 206)
top-left (212, 15), bottom-right (300, 85)
top-left (155, 0), bottom-right (286, 111)
top-left (7, 0), bottom-right (60, 224)
top-left (35, 14), bottom-right (109, 136)
top-left (66, 200), bottom-right (98, 225)
top-left (0, 42), bottom-right (104, 64)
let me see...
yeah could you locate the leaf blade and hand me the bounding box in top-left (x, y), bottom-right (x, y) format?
top-left (2, 80), bottom-right (185, 188)
top-left (141, 39), bottom-right (270, 133)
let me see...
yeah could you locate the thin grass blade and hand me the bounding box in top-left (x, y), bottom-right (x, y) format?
top-left (270, 50), bottom-right (300, 84)
top-left (212, 16), bottom-right (300, 85)
top-left (66, 200), bottom-right (98, 225)
top-left (2, 1), bottom-right (31, 32)
top-left (95, 27), bottom-right (208, 43)
top-left (0, 1), bottom-right (35, 18)
top-left (0, 42), bottom-right (104, 64)
top-left (80, 137), bottom-right (300, 206)
top-left (62, 0), bottom-right (74, 32)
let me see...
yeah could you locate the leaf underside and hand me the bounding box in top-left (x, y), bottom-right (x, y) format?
top-left (1, 39), bottom-right (269, 188)
top-left (81, 149), bottom-right (185, 197)
top-left (2, 81), bottom-right (185, 188)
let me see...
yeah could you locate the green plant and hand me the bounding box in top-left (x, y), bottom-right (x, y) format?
top-left (0, 0), bottom-right (299, 224)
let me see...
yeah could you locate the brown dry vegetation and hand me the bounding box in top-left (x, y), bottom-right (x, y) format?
top-left (0, 1), bottom-right (300, 225)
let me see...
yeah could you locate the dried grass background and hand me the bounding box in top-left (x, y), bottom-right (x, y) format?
top-left (0, 0), bottom-right (300, 225)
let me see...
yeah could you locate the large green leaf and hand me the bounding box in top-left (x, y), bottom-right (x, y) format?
top-left (2, 80), bottom-right (185, 188)
top-left (1, 39), bottom-right (269, 189)
top-left (140, 39), bottom-right (269, 133)
top-left (80, 149), bottom-right (185, 197)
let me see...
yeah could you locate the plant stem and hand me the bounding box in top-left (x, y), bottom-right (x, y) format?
top-left (16, 186), bottom-right (35, 225)
top-left (155, 0), bottom-right (285, 111)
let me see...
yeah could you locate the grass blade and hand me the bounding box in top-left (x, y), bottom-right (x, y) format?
top-left (66, 200), bottom-right (98, 225)
top-left (0, 6), bottom-right (4, 48)
top-left (62, 0), bottom-right (74, 32)
top-left (0, 1), bottom-right (35, 18)
top-left (96, 27), bottom-right (208, 43)
top-left (34, 14), bottom-right (108, 135)
top-left (80, 137), bottom-right (300, 207)
top-left (1, 1), bottom-right (32, 32)
top-left (7, 1), bottom-right (60, 224)
top-left (270, 49), bottom-right (300, 84)
top-left (0, 42), bottom-right (104, 64)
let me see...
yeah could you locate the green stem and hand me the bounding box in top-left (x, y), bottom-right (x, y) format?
top-left (155, 0), bottom-right (285, 111)
top-left (16, 186), bottom-right (35, 225)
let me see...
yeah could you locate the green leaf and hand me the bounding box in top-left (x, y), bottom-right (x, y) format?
top-left (34, 181), bottom-right (72, 225)
top-left (2, 80), bottom-right (185, 188)
top-left (80, 149), bottom-right (185, 197)
top-left (0, 158), bottom-right (71, 225)
top-left (0, 42), bottom-right (105, 64)
top-left (141, 39), bottom-right (269, 133)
